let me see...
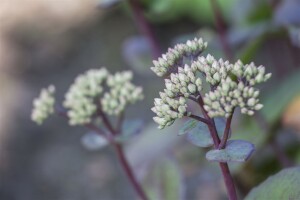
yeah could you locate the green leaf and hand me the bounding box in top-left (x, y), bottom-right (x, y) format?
top-left (180, 118), bottom-right (228, 148)
top-left (144, 159), bottom-right (184, 200)
top-left (261, 70), bottom-right (300, 125)
top-left (206, 140), bottom-right (255, 162)
top-left (116, 119), bottom-right (144, 142)
top-left (245, 167), bottom-right (300, 199)
top-left (81, 132), bottom-right (109, 151)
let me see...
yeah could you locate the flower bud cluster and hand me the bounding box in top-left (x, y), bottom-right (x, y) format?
top-left (232, 60), bottom-right (271, 86)
top-left (63, 68), bottom-right (108, 125)
top-left (203, 77), bottom-right (263, 118)
top-left (31, 85), bottom-right (56, 125)
top-left (101, 71), bottom-right (143, 116)
top-left (151, 65), bottom-right (201, 128)
top-left (152, 93), bottom-right (188, 129)
top-left (192, 54), bottom-right (232, 85)
top-left (166, 65), bottom-right (202, 97)
top-left (151, 38), bottom-right (207, 77)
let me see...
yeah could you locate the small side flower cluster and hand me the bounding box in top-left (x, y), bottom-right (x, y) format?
top-left (31, 85), bottom-right (55, 125)
top-left (151, 65), bottom-right (202, 129)
top-left (63, 68), bottom-right (108, 125)
top-left (232, 60), bottom-right (271, 85)
top-left (101, 71), bottom-right (143, 115)
top-left (31, 68), bottom-right (143, 126)
top-left (151, 38), bottom-right (207, 77)
top-left (151, 37), bottom-right (271, 129)
top-left (203, 78), bottom-right (263, 118)
top-left (152, 95), bottom-right (188, 129)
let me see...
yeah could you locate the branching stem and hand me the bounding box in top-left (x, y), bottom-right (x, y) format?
top-left (196, 95), bottom-right (237, 200)
top-left (219, 111), bottom-right (234, 149)
top-left (188, 114), bottom-right (212, 125)
top-left (97, 108), bottom-right (116, 135)
top-left (56, 106), bottom-right (147, 199)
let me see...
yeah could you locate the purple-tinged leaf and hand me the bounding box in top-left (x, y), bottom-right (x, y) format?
top-left (81, 132), bottom-right (108, 151)
top-left (206, 140), bottom-right (255, 163)
top-left (180, 118), bottom-right (228, 148)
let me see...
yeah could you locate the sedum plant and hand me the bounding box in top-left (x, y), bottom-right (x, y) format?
top-left (151, 38), bottom-right (271, 200)
top-left (31, 68), bottom-right (148, 200)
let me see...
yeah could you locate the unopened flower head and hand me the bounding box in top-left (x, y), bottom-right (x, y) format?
top-left (31, 85), bottom-right (56, 125)
top-left (152, 93), bottom-right (188, 129)
top-left (203, 77), bottom-right (263, 118)
top-left (152, 37), bottom-right (271, 129)
top-left (101, 71), bottom-right (143, 116)
top-left (63, 68), bottom-right (108, 125)
top-left (192, 54), bottom-right (232, 85)
top-left (151, 38), bottom-right (207, 77)
top-left (232, 60), bottom-right (271, 86)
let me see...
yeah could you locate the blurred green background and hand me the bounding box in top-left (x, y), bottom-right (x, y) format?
top-left (1, 0), bottom-right (300, 199)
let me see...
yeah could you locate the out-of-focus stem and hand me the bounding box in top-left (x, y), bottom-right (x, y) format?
top-left (113, 143), bottom-right (148, 200)
top-left (211, 0), bottom-right (233, 61)
top-left (128, 0), bottom-right (161, 58)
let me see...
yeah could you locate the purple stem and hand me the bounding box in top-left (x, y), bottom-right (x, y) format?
top-left (113, 142), bottom-right (148, 200)
top-left (56, 106), bottom-right (148, 199)
top-left (197, 95), bottom-right (237, 200)
top-left (97, 110), bottom-right (148, 200)
top-left (128, 0), bottom-right (161, 58)
top-left (188, 114), bottom-right (212, 125)
top-left (218, 112), bottom-right (234, 149)
top-left (211, 0), bottom-right (233, 61)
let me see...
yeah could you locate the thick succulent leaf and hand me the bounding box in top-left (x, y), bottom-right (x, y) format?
top-left (180, 118), bottom-right (228, 148)
top-left (245, 167), bottom-right (300, 199)
top-left (115, 119), bottom-right (144, 142)
top-left (81, 132), bottom-right (108, 151)
top-left (261, 70), bottom-right (300, 125)
top-left (206, 140), bottom-right (255, 162)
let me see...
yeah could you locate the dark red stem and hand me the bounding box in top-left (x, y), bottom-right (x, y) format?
top-left (197, 95), bottom-right (237, 200)
top-left (211, 0), bottom-right (233, 61)
top-left (97, 108), bottom-right (117, 135)
top-left (219, 163), bottom-right (238, 200)
top-left (113, 143), bottom-right (148, 200)
top-left (188, 114), bottom-right (212, 125)
top-left (197, 95), bottom-right (220, 145)
top-left (218, 112), bottom-right (234, 149)
top-left (128, 0), bottom-right (161, 58)
top-left (97, 110), bottom-right (148, 200)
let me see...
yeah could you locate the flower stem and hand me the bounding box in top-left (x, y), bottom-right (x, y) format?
top-left (113, 142), bottom-right (148, 200)
top-left (128, 0), bottom-right (161, 58)
top-left (219, 162), bottom-right (238, 200)
top-left (197, 95), bottom-right (237, 200)
top-left (218, 112), bottom-right (234, 149)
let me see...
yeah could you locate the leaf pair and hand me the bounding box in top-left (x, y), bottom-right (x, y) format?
top-left (180, 119), bottom-right (255, 163)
